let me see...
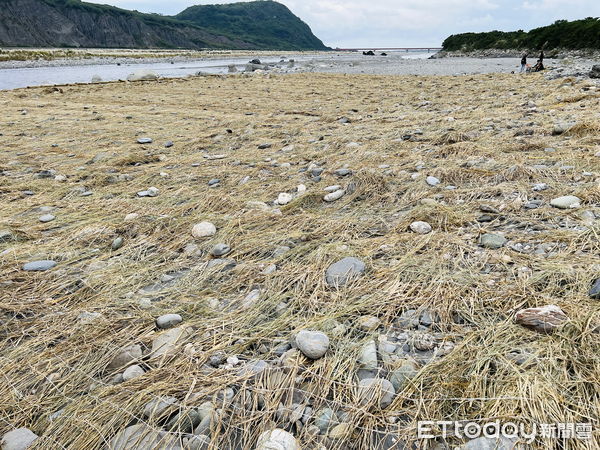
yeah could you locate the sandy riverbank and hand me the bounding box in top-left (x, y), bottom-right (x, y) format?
top-left (1, 71), bottom-right (599, 449)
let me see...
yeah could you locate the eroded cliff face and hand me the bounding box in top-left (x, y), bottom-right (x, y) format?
top-left (0, 0), bottom-right (256, 49)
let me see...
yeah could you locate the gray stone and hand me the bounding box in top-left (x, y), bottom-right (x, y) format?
top-left (136, 137), bottom-right (153, 144)
top-left (314, 407), bottom-right (337, 433)
top-left (186, 435), bottom-right (210, 450)
top-left (23, 260), bottom-right (57, 271)
top-left (111, 237), bottom-right (124, 251)
top-left (142, 396), bottom-right (178, 418)
top-left (397, 309), bottom-right (420, 329)
top-left (39, 214), bottom-right (55, 223)
top-left (426, 176), bottom-right (440, 186)
top-left (211, 243), bottom-right (231, 257)
top-left (552, 121), bottom-right (576, 135)
top-left (137, 187), bottom-right (159, 197)
top-left (192, 221), bottom-right (216, 238)
top-left (167, 409), bottom-right (202, 432)
top-left (0, 229), bottom-right (16, 243)
top-left (390, 359), bottom-right (419, 391)
top-left (295, 330), bottom-right (330, 359)
top-left (550, 195), bottom-right (581, 209)
top-left (479, 234), bottom-right (507, 249)
top-left (122, 364), bottom-right (145, 381)
top-left (590, 278), bottom-right (600, 299)
top-left (357, 378), bottom-right (396, 408)
top-left (325, 257), bottom-right (366, 288)
top-left (359, 339), bottom-right (378, 370)
top-left (237, 359), bottom-right (269, 377)
top-left (458, 436), bottom-right (516, 450)
top-left (108, 344), bottom-right (143, 370)
top-left (156, 313), bottom-right (183, 329)
top-left (409, 221), bottom-right (432, 234)
top-left (208, 178), bottom-right (220, 186)
top-left (1, 428), bottom-right (38, 450)
top-left (150, 326), bottom-right (193, 359)
top-left (108, 424), bottom-right (177, 450)
top-left (334, 168), bottom-right (352, 177)
top-left (206, 258), bottom-right (236, 271)
top-left (164, 141), bottom-right (174, 148)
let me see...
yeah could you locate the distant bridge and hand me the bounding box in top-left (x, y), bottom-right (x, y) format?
top-left (336, 47), bottom-right (442, 52)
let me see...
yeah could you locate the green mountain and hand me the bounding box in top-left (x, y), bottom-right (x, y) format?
top-left (442, 17), bottom-right (600, 52)
top-left (176, 1), bottom-right (326, 51)
top-left (0, 0), bottom-right (328, 50)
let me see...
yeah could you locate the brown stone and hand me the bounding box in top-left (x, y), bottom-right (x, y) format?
top-left (515, 305), bottom-right (568, 333)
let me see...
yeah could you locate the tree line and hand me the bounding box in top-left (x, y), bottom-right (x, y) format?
top-left (442, 18), bottom-right (600, 52)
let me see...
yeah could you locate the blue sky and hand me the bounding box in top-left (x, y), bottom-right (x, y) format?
top-left (103, 0), bottom-right (600, 48)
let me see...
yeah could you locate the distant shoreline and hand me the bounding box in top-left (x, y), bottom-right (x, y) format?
top-left (0, 49), bottom-right (330, 70)
top-left (432, 48), bottom-right (600, 59)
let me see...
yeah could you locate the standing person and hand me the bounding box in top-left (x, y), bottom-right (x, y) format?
top-left (520, 53), bottom-right (528, 72)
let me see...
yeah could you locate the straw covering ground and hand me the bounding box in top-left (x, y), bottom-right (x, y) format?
top-left (0, 71), bottom-right (599, 449)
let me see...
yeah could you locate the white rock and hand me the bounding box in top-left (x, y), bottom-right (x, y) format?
top-left (550, 195), bottom-right (581, 209)
top-left (324, 185), bottom-right (342, 192)
top-left (156, 314), bottom-right (183, 329)
top-left (122, 364), bottom-right (145, 381)
top-left (276, 193), bottom-right (293, 205)
top-left (124, 213), bottom-right (139, 221)
top-left (255, 428), bottom-right (299, 450)
top-left (192, 222), bottom-right (217, 238)
top-left (426, 176), bottom-right (440, 186)
top-left (409, 221), bottom-right (432, 234)
top-left (150, 326), bottom-right (193, 359)
top-left (295, 330), bottom-right (330, 359)
top-left (126, 70), bottom-right (159, 82)
top-left (297, 184), bottom-right (306, 193)
top-left (324, 189), bottom-right (345, 202)
top-left (1, 428), bottom-right (38, 450)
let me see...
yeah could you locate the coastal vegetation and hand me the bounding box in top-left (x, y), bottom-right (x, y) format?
top-left (442, 17), bottom-right (600, 52)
